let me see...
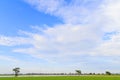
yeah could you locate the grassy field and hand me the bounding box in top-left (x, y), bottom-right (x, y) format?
top-left (0, 75), bottom-right (120, 80)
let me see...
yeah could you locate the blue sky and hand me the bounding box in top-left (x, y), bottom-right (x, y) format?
top-left (0, 0), bottom-right (120, 74)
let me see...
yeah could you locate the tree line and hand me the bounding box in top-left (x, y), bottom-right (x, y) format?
top-left (2, 67), bottom-right (119, 77)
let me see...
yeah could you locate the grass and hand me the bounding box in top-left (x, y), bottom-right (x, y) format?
top-left (0, 75), bottom-right (120, 80)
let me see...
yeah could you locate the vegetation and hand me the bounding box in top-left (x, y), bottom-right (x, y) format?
top-left (105, 71), bottom-right (111, 75)
top-left (0, 76), bottom-right (120, 80)
top-left (13, 67), bottom-right (20, 77)
top-left (75, 70), bottom-right (82, 75)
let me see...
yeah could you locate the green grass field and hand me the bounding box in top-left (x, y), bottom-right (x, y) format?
top-left (0, 76), bottom-right (120, 80)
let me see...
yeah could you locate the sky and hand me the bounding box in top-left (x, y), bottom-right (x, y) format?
top-left (0, 0), bottom-right (120, 74)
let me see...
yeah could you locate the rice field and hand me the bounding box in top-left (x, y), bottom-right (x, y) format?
top-left (0, 75), bottom-right (120, 80)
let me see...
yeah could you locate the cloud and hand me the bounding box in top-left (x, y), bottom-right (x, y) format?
top-left (100, 0), bottom-right (120, 32)
top-left (0, 0), bottom-right (120, 65)
top-left (0, 55), bottom-right (19, 62)
top-left (91, 32), bottom-right (120, 56)
top-left (26, 0), bottom-right (104, 24)
top-left (0, 35), bottom-right (31, 46)
top-left (25, 0), bottom-right (120, 30)
top-left (11, 24), bottom-right (102, 62)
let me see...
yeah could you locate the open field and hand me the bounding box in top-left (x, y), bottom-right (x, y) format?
top-left (0, 75), bottom-right (120, 80)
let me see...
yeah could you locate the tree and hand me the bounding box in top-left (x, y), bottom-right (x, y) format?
top-left (75, 70), bottom-right (81, 75)
top-left (105, 71), bottom-right (111, 75)
top-left (13, 67), bottom-right (20, 77)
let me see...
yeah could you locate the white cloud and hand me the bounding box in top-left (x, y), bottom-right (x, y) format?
top-left (0, 0), bottom-right (120, 64)
top-left (26, 0), bottom-right (65, 14)
top-left (13, 24), bottom-right (101, 58)
top-left (0, 55), bottom-right (18, 62)
top-left (26, 0), bottom-right (103, 24)
top-left (0, 35), bottom-right (31, 46)
top-left (25, 0), bottom-right (120, 30)
top-left (91, 32), bottom-right (120, 56)
top-left (100, 0), bottom-right (120, 32)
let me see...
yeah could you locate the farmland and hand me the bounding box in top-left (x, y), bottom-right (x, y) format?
top-left (0, 75), bottom-right (120, 80)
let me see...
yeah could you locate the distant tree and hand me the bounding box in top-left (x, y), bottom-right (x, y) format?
top-left (75, 70), bottom-right (81, 75)
top-left (89, 73), bottom-right (92, 75)
top-left (105, 71), bottom-right (111, 75)
top-left (93, 73), bottom-right (95, 75)
top-left (13, 67), bottom-right (20, 77)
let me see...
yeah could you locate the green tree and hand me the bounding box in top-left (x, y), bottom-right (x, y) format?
top-left (105, 71), bottom-right (111, 75)
top-left (75, 70), bottom-right (81, 75)
top-left (13, 67), bottom-right (20, 77)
